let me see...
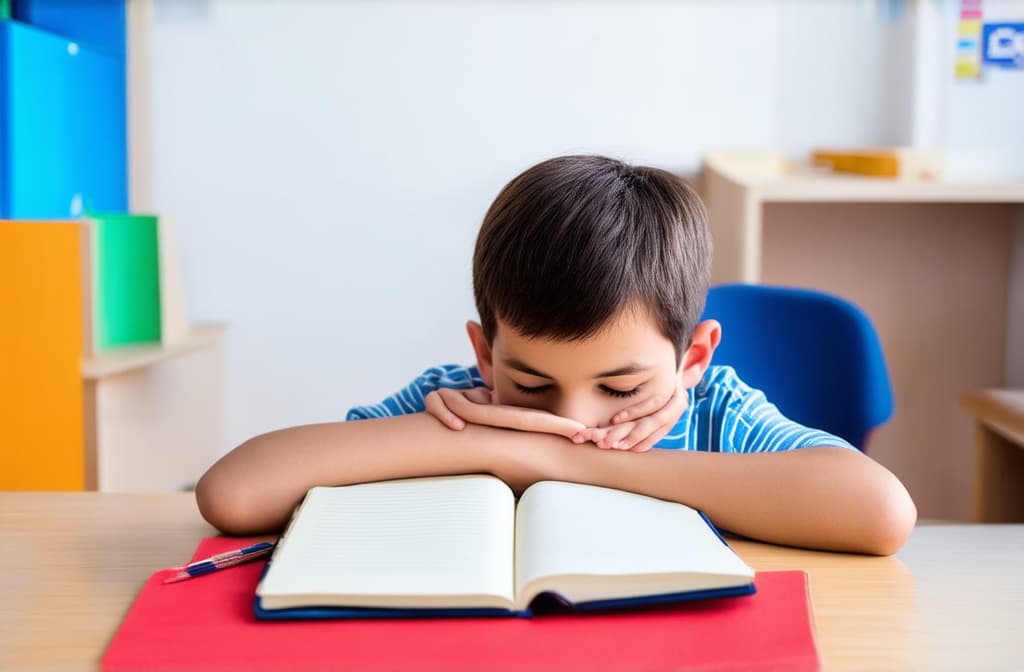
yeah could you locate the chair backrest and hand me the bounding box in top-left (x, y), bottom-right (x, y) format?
top-left (701, 284), bottom-right (893, 451)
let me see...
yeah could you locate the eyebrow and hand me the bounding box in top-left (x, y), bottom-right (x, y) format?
top-left (502, 357), bottom-right (654, 380)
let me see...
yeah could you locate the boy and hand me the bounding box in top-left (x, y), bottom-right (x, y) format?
top-left (196, 155), bottom-right (916, 555)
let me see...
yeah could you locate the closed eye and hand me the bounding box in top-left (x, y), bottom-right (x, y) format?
top-left (513, 383), bottom-right (642, 398)
top-left (601, 385), bottom-right (642, 398)
top-left (513, 383), bottom-right (552, 395)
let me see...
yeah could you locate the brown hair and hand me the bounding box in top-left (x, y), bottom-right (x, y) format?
top-left (472, 155), bottom-right (712, 362)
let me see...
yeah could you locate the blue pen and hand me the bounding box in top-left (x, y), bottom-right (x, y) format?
top-left (162, 541), bottom-right (276, 583)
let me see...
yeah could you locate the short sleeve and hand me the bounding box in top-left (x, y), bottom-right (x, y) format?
top-left (345, 364), bottom-right (485, 421)
top-left (701, 366), bottom-right (858, 453)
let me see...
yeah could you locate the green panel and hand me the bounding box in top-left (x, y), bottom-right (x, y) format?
top-left (91, 213), bottom-right (162, 349)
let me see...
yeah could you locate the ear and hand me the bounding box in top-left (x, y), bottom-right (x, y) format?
top-left (678, 319), bottom-right (721, 388)
top-left (466, 320), bottom-right (495, 389)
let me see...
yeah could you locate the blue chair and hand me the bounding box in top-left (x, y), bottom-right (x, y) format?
top-left (701, 284), bottom-right (893, 452)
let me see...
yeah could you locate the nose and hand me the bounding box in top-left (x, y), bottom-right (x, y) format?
top-left (553, 396), bottom-right (596, 428)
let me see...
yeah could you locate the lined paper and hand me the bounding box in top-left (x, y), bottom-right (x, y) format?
top-left (258, 475), bottom-right (515, 606)
top-left (514, 481), bottom-right (754, 605)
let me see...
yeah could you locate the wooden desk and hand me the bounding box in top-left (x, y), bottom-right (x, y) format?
top-left (961, 389), bottom-right (1024, 522)
top-left (1, 493), bottom-right (1022, 671)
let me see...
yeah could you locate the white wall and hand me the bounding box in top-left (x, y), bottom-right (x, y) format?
top-left (145, 0), bottom-right (985, 451)
top-left (930, 0), bottom-right (1024, 385)
top-left (935, 0), bottom-right (1024, 179)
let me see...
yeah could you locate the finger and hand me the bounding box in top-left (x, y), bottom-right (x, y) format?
top-left (628, 434), bottom-right (660, 453)
top-left (647, 386), bottom-right (689, 425)
top-left (424, 391), bottom-right (465, 430)
top-left (628, 416), bottom-right (678, 452)
top-left (443, 394), bottom-right (586, 438)
top-left (436, 387), bottom-right (483, 405)
top-left (619, 391), bottom-right (688, 450)
top-left (460, 387), bottom-right (494, 404)
top-left (577, 427), bottom-right (610, 448)
top-left (588, 422), bottom-right (633, 450)
top-left (610, 393), bottom-right (670, 424)
top-left (569, 428), bottom-right (606, 448)
top-left (626, 416), bottom-right (677, 451)
top-left (573, 430), bottom-right (602, 446)
top-left (582, 425), bottom-right (634, 449)
top-left (603, 422), bottom-right (639, 450)
top-left (616, 415), bottom-right (662, 450)
top-left (436, 387), bottom-right (493, 412)
top-left (510, 409), bottom-right (587, 437)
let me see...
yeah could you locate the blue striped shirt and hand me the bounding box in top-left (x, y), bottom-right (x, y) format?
top-left (346, 363), bottom-right (856, 453)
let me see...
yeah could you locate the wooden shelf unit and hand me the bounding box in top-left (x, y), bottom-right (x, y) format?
top-left (702, 153), bottom-right (1024, 520)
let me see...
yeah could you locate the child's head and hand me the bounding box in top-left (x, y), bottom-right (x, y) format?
top-left (466, 155), bottom-right (720, 428)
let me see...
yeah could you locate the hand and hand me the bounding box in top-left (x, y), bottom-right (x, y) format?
top-left (424, 387), bottom-right (587, 440)
top-left (574, 379), bottom-right (688, 452)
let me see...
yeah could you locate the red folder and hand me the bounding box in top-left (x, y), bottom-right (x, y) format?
top-left (102, 537), bottom-right (819, 672)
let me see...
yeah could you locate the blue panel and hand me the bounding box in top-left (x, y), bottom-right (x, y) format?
top-left (70, 39), bottom-right (126, 214)
top-left (1, 23), bottom-right (8, 215)
top-left (14, 0), bottom-right (125, 58)
top-left (0, 20), bottom-right (126, 218)
top-left (1, 21), bottom-right (75, 218)
top-left (982, 23), bottom-right (1024, 69)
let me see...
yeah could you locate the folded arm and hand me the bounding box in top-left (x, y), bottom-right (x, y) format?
top-left (196, 413), bottom-right (495, 535)
top-left (519, 440), bottom-right (917, 556)
top-left (196, 412), bottom-right (915, 554)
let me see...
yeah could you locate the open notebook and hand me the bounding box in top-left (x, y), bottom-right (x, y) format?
top-left (254, 475), bottom-right (755, 619)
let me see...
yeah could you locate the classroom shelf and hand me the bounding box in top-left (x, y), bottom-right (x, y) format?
top-left (702, 151), bottom-right (1023, 522)
top-left (706, 153), bottom-right (1024, 204)
top-left (83, 324), bottom-right (227, 493)
top-left (82, 324), bottom-right (225, 379)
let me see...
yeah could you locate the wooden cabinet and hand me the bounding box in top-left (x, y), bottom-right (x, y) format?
top-left (1, 219), bottom-right (225, 492)
top-left (83, 326), bottom-right (226, 492)
top-left (960, 389), bottom-right (1024, 522)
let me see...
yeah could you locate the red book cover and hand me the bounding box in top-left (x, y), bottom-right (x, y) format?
top-left (102, 537), bottom-right (819, 672)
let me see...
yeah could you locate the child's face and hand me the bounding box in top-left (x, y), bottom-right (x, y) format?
top-left (468, 305), bottom-right (718, 429)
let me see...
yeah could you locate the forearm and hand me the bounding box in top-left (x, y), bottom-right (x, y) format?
top-left (198, 413), bottom-right (916, 554)
top-left (196, 413), bottom-right (502, 535)
top-left (492, 438), bottom-right (917, 555)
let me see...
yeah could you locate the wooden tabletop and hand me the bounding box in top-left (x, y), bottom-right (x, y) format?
top-left (1, 493), bottom-right (1022, 671)
top-left (961, 388), bottom-right (1024, 444)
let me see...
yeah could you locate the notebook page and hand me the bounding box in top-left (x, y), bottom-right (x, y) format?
top-left (514, 481), bottom-right (753, 606)
top-left (258, 475), bottom-right (515, 607)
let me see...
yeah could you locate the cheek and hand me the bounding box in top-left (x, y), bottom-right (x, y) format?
top-left (605, 390), bottom-right (662, 419)
top-left (598, 398), bottom-right (639, 426)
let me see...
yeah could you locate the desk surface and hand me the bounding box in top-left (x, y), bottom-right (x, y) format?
top-left (1, 493), bottom-right (1022, 671)
top-left (704, 153), bottom-right (1024, 203)
top-left (962, 388), bottom-right (1024, 444)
